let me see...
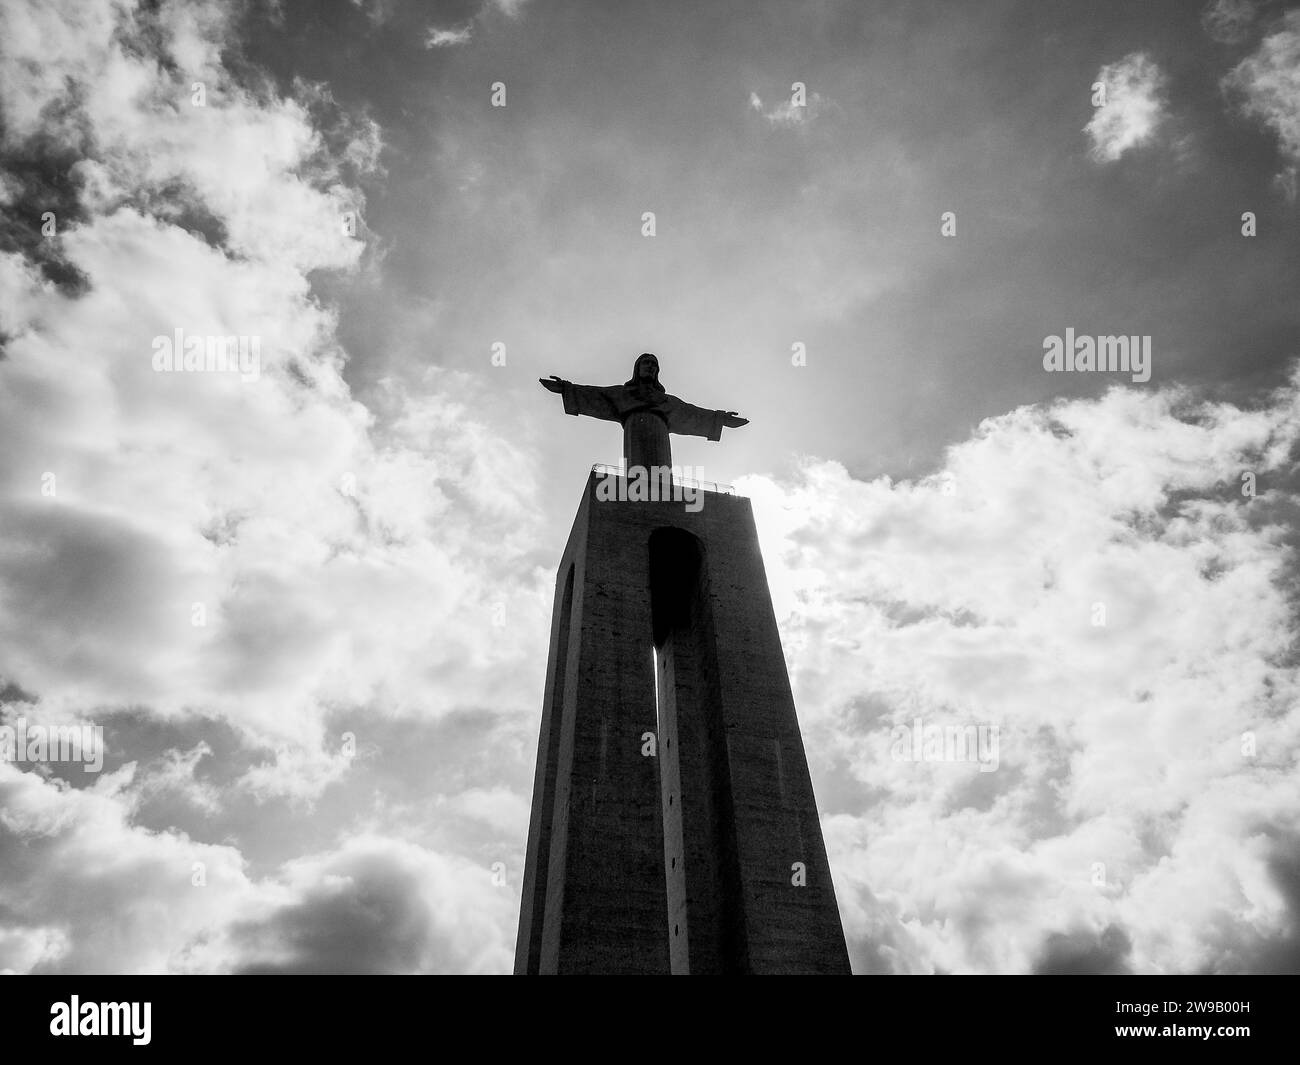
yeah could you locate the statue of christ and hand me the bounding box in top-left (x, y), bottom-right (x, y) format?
top-left (539, 353), bottom-right (748, 470)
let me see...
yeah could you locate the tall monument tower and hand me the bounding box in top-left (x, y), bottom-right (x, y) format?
top-left (516, 355), bottom-right (850, 974)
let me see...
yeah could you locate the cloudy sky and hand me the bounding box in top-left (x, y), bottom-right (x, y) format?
top-left (1, 0), bottom-right (1298, 974)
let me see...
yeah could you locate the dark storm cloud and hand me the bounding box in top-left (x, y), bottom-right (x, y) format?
top-left (0, 503), bottom-right (186, 697)
top-left (0, 124), bottom-right (92, 297)
top-left (1250, 843), bottom-right (1300, 974)
top-left (227, 837), bottom-right (512, 974)
top-left (231, 853), bottom-right (440, 973)
top-left (1199, 832), bottom-right (1300, 974)
top-left (1034, 924), bottom-right (1133, 974)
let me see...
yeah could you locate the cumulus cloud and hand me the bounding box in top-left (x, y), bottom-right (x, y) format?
top-left (0, 759), bottom-right (252, 973)
top-left (743, 372), bottom-right (1300, 973)
top-left (425, 25), bottom-right (473, 49)
top-left (0, 761), bottom-right (511, 974)
top-left (1085, 53), bottom-right (1168, 162)
top-left (132, 741), bottom-right (223, 814)
top-left (0, 0), bottom-right (550, 799)
top-left (1223, 10), bottom-right (1300, 197)
top-left (0, 0), bottom-right (544, 973)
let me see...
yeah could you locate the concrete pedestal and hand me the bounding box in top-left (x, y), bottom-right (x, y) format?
top-left (515, 471), bottom-right (850, 974)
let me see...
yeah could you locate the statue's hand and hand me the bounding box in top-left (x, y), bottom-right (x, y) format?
top-left (539, 375), bottom-right (565, 394)
top-left (722, 411), bottom-right (748, 428)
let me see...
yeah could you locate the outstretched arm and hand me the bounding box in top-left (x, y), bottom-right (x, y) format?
top-left (538, 375), bottom-right (623, 423)
top-left (665, 397), bottom-right (749, 440)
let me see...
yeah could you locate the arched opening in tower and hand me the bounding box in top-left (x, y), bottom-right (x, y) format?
top-left (649, 527), bottom-right (748, 974)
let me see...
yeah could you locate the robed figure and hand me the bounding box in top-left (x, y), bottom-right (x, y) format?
top-left (539, 353), bottom-right (748, 470)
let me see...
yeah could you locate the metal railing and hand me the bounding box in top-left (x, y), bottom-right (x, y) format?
top-left (591, 463), bottom-right (737, 496)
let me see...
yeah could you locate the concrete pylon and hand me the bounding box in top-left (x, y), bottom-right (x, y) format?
top-left (515, 470), bottom-right (850, 974)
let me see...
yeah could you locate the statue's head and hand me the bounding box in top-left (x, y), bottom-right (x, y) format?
top-left (628, 352), bottom-right (665, 392)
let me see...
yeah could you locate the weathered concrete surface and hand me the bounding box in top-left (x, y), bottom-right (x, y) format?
top-left (515, 471), bottom-right (851, 974)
